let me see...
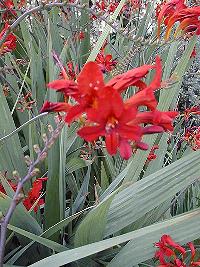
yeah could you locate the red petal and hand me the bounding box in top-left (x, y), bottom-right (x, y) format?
top-left (136, 141), bottom-right (149, 150)
top-left (107, 64), bottom-right (154, 93)
top-left (47, 79), bottom-right (77, 94)
top-left (40, 101), bottom-right (71, 113)
top-left (119, 139), bottom-right (132, 160)
top-left (78, 125), bottom-right (105, 142)
top-left (148, 56), bottom-right (162, 91)
top-left (105, 132), bottom-right (119, 155)
top-left (126, 88), bottom-right (157, 110)
top-left (142, 125), bottom-right (164, 134)
top-left (65, 105), bottom-right (84, 123)
top-left (188, 242), bottom-right (195, 260)
top-left (77, 62), bottom-right (105, 94)
top-left (118, 125), bottom-right (142, 141)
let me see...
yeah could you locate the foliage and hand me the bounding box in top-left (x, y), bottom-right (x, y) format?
top-left (0, 0), bottom-right (200, 266)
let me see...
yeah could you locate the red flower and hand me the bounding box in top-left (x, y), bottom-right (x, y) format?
top-left (165, 6), bottom-right (200, 40)
top-left (43, 57), bottom-right (178, 159)
top-left (0, 177), bottom-right (47, 213)
top-left (156, 0), bottom-right (186, 37)
top-left (147, 145), bottom-right (159, 161)
top-left (183, 106), bottom-right (200, 120)
top-left (63, 61), bottom-right (105, 123)
top-left (78, 87), bottom-right (142, 159)
top-left (96, 52), bottom-right (117, 73)
top-left (96, 0), bottom-right (107, 11)
top-left (23, 177), bottom-right (48, 212)
top-left (155, 235), bottom-right (186, 266)
top-left (183, 126), bottom-right (200, 150)
top-left (0, 23), bottom-right (16, 55)
top-left (129, 0), bottom-right (141, 9)
top-left (0, 0), bottom-right (16, 21)
top-left (0, 0), bottom-right (25, 20)
top-left (155, 235), bottom-right (200, 267)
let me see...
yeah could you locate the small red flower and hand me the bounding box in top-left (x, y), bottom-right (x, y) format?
top-left (183, 106), bottom-right (200, 120)
top-left (17, 92), bottom-right (36, 112)
top-left (96, 52), bottom-right (117, 73)
top-left (147, 145), bottom-right (159, 161)
top-left (129, 0), bottom-right (141, 9)
top-left (155, 235), bottom-right (200, 267)
top-left (0, 0), bottom-right (16, 21)
top-left (0, 177), bottom-right (47, 213)
top-left (0, 0), bottom-right (26, 20)
top-left (0, 23), bottom-right (16, 55)
top-left (23, 177), bottom-right (48, 212)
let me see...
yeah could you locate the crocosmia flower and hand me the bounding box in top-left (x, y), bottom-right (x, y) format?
top-left (156, 0), bottom-right (186, 37)
top-left (41, 56), bottom-right (178, 159)
top-left (155, 234), bottom-right (200, 266)
top-left (165, 6), bottom-right (200, 39)
top-left (0, 177), bottom-right (47, 213)
top-left (0, 23), bottom-right (16, 55)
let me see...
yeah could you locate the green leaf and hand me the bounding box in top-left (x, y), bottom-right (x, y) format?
top-left (74, 193), bottom-right (115, 247)
top-left (7, 224), bottom-right (67, 252)
top-left (7, 207), bottom-right (93, 264)
top-left (105, 150), bottom-right (200, 236)
top-left (29, 209), bottom-right (200, 267)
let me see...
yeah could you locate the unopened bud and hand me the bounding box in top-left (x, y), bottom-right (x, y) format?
top-left (13, 170), bottom-right (20, 180)
top-left (24, 155), bottom-right (32, 166)
top-left (54, 115), bottom-right (61, 124)
top-left (30, 168), bottom-right (40, 177)
top-left (48, 124), bottom-right (54, 133)
top-left (33, 144), bottom-right (41, 154)
top-left (0, 211), bottom-right (4, 220)
top-left (15, 193), bottom-right (25, 204)
top-left (42, 133), bottom-right (48, 143)
top-left (39, 152), bottom-right (47, 161)
top-left (47, 140), bottom-right (55, 149)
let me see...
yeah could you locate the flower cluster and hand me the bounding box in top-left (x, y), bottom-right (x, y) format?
top-left (17, 92), bottom-right (36, 112)
top-left (0, 23), bottom-right (16, 55)
top-left (0, 177), bottom-right (47, 212)
top-left (156, 0), bottom-right (200, 39)
top-left (184, 126), bottom-right (200, 150)
top-left (0, 0), bottom-right (25, 21)
top-left (95, 44), bottom-right (117, 73)
top-left (147, 145), bottom-right (159, 161)
top-left (155, 234), bottom-right (200, 266)
top-left (40, 56), bottom-right (178, 160)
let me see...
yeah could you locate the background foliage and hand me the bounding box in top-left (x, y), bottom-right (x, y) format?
top-left (0, 0), bottom-right (200, 266)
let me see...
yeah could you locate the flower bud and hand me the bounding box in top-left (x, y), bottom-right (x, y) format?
top-left (0, 211), bottom-right (4, 220)
top-left (47, 124), bottom-right (54, 133)
top-left (12, 170), bottom-right (20, 180)
top-left (24, 155), bottom-right (32, 166)
top-left (30, 168), bottom-right (40, 177)
top-left (42, 133), bottom-right (48, 144)
top-left (33, 144), bottom-right (41, 154)
top-left (15, 193), bottom-right (25, 204)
